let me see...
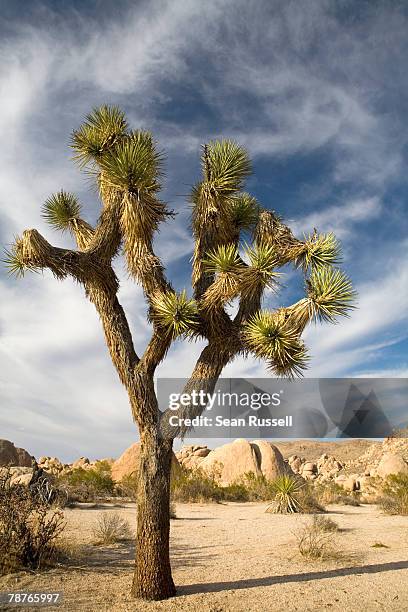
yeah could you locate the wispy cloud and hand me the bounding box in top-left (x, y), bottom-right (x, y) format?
top-left (1, 0), bottom-right (407, 459)
top-left (290, 197), bottom-right (382, 239)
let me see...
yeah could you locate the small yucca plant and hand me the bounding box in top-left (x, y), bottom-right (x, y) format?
top-left (266, 475), bottom-right (305, 514)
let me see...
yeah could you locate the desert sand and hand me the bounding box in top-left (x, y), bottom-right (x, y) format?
top-left (0, 502), bottom-right (407, 611)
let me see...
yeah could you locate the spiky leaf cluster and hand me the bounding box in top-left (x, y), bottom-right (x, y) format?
top-left (229, 193), bottom-right (260, 229)
top-left (191, 142), bottom-right (252, 240)
top-left (291, 232), bottom-right (341, 271)
top-left (3, 237), bottom-right (32, 277)
top-left (41, 191), bottom-right (82, 233)
top-left (203, 244), bottom-right (242, 274)
top-left (98, 131), bottom-right (164, 196)
top-left (242, 243), bottom-right (281, 291)
top-left (243, 311), bottom-right (309, 377)
top-left (71, 105), bottom-right (128, 167)
top-left (150, 290), bottom-right (198, 339)
top-left (201, 244), bottom-right (244, 308)
top-left (202, 140), bottom-right (251, 194)
top-left (267, 475), bottom-right (304, 514)
top-left (306, 267), bottom-right (356, 322)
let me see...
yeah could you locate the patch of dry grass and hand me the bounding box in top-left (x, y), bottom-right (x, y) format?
top-left (295, 515), bottom-right (343, 561)
top-left (92, 512), bottom-right (132, 545)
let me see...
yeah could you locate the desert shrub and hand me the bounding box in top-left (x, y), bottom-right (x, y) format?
top-left (170, 501), bottom-right (177, 519)
top-left (314, 481), bottom-right (360, 507)
top-left (221, 482), bottom-right (251, 501)
top-left (171, 467), bottom-right (224, 503)
top-left (296, 515), bottom-right (338, 561)
top-left (380, 473), bottom-right (408, 515)
top-left (92, 511), bottom-right (132, 544)
top-left (0, 469), bottom-right (65, 574)
top-left (116, 472), bottom-right (138, 499)
top-left (296, 483), bottom-right (325, 514)
top-left (266, 475), bottom-right (320, 514)
top-left (58, 461), bottom-right (114, 502)
top-left (312, 515), bottom-right (339, 532)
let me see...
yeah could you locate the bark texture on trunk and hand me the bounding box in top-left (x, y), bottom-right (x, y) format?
top-left (132, 428), bottom-right (176, 600)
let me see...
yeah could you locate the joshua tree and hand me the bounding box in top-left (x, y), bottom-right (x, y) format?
top-left (5, 106), bottom-right (356, 600)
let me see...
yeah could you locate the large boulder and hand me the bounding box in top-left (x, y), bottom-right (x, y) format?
top-left (376, 453), bottom-right (408, 478)
top-left (177, 440), bottom-right (289, 485)
top-left (111, 443), bottom-right (181, 482)
top-left (0, 440), bottom-right (32, 467)
top-left (200, 439), bottom-right (261, 485)
top-left (198, 439), bottom-right (290, 485)
top-left (251, 440), bottom-right (287, 481)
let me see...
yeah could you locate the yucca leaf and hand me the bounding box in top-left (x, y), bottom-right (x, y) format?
top-left (291, 232), bottom-right (342, 271)
top-left (150, 290), bottom-right (198, 339)
top-left (243, 311), bottom-right (309, 377)
top-left (202, 140), bottom-right (251, 195)
top-left (98, 131), bottom-right (164, 195)
top-left (41, 191), bottom-right (82, 233)
top-left (239, 242), bottom-right (281, 301)
top-left (3, 236), bottom-right (39, 278)
top-left (85, 105), bottom-right (127, 134)
top-left (203, 244), bottom-right (242, 274)
top-left (244, 243), bottom-right (281, 284)
top-left (307, 267), bottom-right (357, 322)
top-left (230, 193), bottom-right (260, 229)
top-left (71, 105), bottom-right (128, 167)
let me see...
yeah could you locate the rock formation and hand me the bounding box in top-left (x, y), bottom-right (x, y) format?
top-left (176, 439), bottom-right (289, 485)
top-left (0, 439), bottom-right (32, 467)
top-left (111, 443), bottom-right (180, 482)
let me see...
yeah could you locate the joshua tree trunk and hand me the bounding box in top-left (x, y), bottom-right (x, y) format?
top-left (132, 427), bottom-right (176, 600)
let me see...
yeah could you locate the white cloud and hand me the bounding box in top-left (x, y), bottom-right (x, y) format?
top-left (1, 0), bottom-right (407, 458)
top-left (290, 197), bottom-right (382, 238)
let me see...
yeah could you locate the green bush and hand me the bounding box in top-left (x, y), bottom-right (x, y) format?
top-left (57, 461), bottom-right (114, 503)
top-left (116, 472), bottom-right (138, 499)
top-left (380, 473), bottom-right (408, 515)
top-left (296, 483), bottom-right (325, 514)
top-left (171, 468), bottom-right (279, 503)
top-left (314, 481), bottom-right (360, 507)
top-left (171, 468), bottom-right (224, 503)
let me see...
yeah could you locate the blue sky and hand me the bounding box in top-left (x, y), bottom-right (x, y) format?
top-left (0, 0), bottom-right (407, 461)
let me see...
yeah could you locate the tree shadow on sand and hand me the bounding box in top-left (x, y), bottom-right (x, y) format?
top-left (62, 540), bottom-right (217, 574)
top-left (178, 560), bottom-right (408, 595)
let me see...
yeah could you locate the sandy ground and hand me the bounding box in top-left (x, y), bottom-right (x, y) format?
top-left (0, 502), bottom-right (407, 612)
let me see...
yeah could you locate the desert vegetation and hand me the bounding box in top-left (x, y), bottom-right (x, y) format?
top-left (57, 460), bottom-right (115, 503)
top-left (380, 473), bottom-right (408, 515)
top-left (0, 469), bottom-right (65, 574)
top-left (296, 515), bottom-right (341, 561)
top-left (92, 512), bottom-right (132, 545)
